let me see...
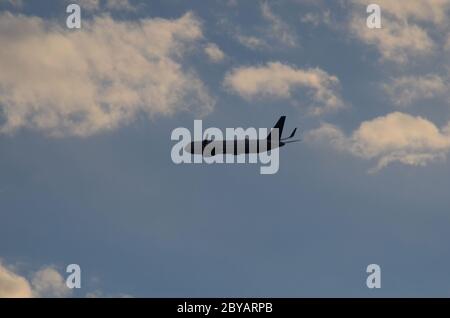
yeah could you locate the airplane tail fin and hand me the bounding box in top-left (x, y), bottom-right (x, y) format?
top-left (267, 116), bottom-right (286, 141)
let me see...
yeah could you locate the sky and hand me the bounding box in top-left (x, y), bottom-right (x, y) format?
top-left (1, 0), bottom-right (450, 297)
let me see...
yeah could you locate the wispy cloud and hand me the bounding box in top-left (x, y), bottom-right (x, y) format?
top-left (224, 62), bottom-right (344, 115)
top-left (235, 34), bottom-right (268, 50)
top-left (300, 10), bottom-right (332, 27)
top-left (352, 0), bottom-right (450, 26)
top-left (71, 0), bottom-right (138, 12)
top-left (383, 75), bottom-right (448, 107)
top-left (260, 2), bottom-right (298, 47)
top-left (75, 0), bottom-right (100, 11)
top-left (348, 0), bottom-right (450, 64)
top-left (105, 0), bottom-right (137, 12)
top-left (349, 14), bottom-right (434, 64)
top-left (204, 42), bottom-right (225, 62)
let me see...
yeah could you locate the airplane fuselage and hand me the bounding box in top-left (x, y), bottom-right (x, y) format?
top-left (185, 139), bottom-right (285, 156)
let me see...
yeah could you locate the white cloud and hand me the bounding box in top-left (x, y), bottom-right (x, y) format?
top-left (215, 17), bottom-right (267, 50)
top-left (0, 260), bottom-right (133, 298)
top-left (0, 262), bottom-right (70, 298)
top-left (0, 12), bottom-right (214, 137)
top-left (260, 2), bottom-right (298, 47)
top-left (75, 0), bottom-right (136, 12)
top-left (105, 0), bottom-right (136, 12)
top-left (76, 0), bottom-right (100, 11)
top-left (236, 35), bottom-right (267, 50)
top-left (204, 43), bottom-right (225, 62)
top-left (31, 267), bottom-right (71, 298)
top-left (349, 14), bottom-right (434, 64)
top-left (0, 262), bottom-right (33, 298)
top-left (86, 290), bottom-right (133, 298)
top-left (300, 10), bottom-right (331, 27)
top-left (347, 0), bottom-right (450, 63)
top-left (224, 62), bottom-right (344, 114)
top-left (384, 75), bottom-right (447, 107)
top-left (219, 4), bottom-right (296, 51)
top-left (307, 112), bottom-right (450, 172)
top-left (235, 34), bottom-right (268, 50)
top-left (352, 0), bottom-right (450, 26)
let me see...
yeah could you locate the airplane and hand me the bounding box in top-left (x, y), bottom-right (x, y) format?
top-left (184, 116), bottom-right (301, 156)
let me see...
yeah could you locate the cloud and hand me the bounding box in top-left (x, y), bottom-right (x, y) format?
top-left (85, 290), bottom-right (133, 298)
top-left (260, 2), bottom-right (298, 47)
top-left (349, 14), bottom-right (434, 63)
top-left (0, 12), bottom-right (214, 137)
top-left (74, 0), bottom-right (137, 12)
top-left (0, 260), bottom-right (132, 298)
top-left (235, 34), bottom-right (267, 50)
top-left (31, 267), bottom-right (71, 298)
top-left (224, 62), bottom-right (344, 114)
top-left (76, 0), bottom-right (100, 11)
top-left (300, 10), bottom-right (332, 27)
top-left (0, 262), bottom-right (33, 298)
top-left (352, 0), bottom-right (450, 26)
top-left (204, 43), bottom-right (225, 62)
top-left (346, 0), bottom-right (450, 63)
top-left (105, 0), bottom-right (136, 12)
top-left (219, 4), bottom-right (296, 51)
top-left (215, 17), bottom-right (267, 50)
top-left (307, 112), bottom-right (450, 172)
top-left (383, 75), bottom-right (447, 107)
top-left (0, 262), bottom-right (70, 298)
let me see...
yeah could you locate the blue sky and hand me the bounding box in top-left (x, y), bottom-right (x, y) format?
top-left (1, 0), bottom-right (450, 297)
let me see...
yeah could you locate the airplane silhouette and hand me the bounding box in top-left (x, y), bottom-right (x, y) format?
top-left (185, 116), bottom-right (300, 156)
